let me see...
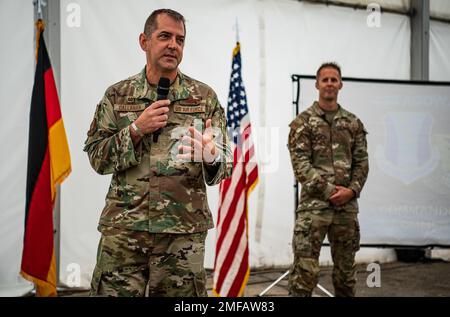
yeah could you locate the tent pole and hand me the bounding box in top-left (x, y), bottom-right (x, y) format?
top-left (40, 0), bottom-right (62, 287)
top-left (411, 0), bottom-right (430, 81)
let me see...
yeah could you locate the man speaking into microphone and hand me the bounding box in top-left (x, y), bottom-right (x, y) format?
top-left (84, 9), bottom-right (232, 297)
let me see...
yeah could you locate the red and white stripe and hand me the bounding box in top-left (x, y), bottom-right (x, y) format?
top-left (213, 115), bottom-right (258, 297)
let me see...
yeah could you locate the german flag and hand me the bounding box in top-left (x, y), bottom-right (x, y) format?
top-left (21, 20), bottom-right (71, 297)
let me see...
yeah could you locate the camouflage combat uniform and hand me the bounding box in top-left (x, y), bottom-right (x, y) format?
top-left (84, 68), bottom-right (232, 296)
top-left (287, 102), bottom-right (369, 297)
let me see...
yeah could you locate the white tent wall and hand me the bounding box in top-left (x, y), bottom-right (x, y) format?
top-left (430, 21), bottom-right (450, 81)
top-left (58, 0), bottom-right (411, 288)
top-left (0, 0), bottom-right (34, 296)
top-left (429, 19), bottom-right (450, 262)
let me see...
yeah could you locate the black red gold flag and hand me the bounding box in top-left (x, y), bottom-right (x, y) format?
top-left (21, 20), bottom-right (71, 297)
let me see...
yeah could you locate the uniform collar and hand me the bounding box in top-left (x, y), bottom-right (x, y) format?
top-left (133, 67), bottom-right (190, 102)
top-left (312, 101), bottom-right (349, 120)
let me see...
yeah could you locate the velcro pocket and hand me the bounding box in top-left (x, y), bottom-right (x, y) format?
top-left (89, 266), bottom-right (103, 296)
top-left (193, 270), bottom-right (208, 297)
top-left (293, 215), bottom-right (313, 257)
top-left (114, 104), bottom-right (145, 129)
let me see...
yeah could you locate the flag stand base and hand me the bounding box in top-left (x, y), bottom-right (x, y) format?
top-left (257, 270), bottom-right (334, 297)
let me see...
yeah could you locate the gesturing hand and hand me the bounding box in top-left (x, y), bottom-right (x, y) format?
top-left (177, 119), bottom-right (218, 163)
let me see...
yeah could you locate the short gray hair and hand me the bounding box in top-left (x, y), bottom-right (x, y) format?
top-left (143, 9), bottom-right (186, 36)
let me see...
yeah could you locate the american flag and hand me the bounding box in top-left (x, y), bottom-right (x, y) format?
top-left (213, 42), bottom-right (258, 297)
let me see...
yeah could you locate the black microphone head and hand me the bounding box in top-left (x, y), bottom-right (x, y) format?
top-left (153, 77), bottom-right (171, 143)
top-left (157, 77), bottom-right (170, 100)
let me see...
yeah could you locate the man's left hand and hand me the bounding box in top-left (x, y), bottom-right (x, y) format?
top-left (329, 186), bottom-right (355, 206)
top-left (177, 119), bottom-right (217, 163)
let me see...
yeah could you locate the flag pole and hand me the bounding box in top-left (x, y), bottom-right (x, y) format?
top-left (33, 0), bottom-right (46, 61)
top-left (45, 0), bottom-right (63, 291)
top-left (234, 18), bottom-right (240, 43)
top-left (33, 0), bottom-right (47, 20)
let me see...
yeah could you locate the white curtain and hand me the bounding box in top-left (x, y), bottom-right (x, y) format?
top-left (430, 21), bottom-right (450, 81)
top-left (0, 0), bottom-right (34, 296)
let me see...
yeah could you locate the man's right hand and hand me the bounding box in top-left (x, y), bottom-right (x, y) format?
top-left (329, 185), bottom-right (355, 206)
top-left (133, 99), bottom-right (170, 134)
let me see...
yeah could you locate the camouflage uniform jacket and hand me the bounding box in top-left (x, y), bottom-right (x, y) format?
top-left (288, 102), bottom-right (369, 212)
top-left (84, 68), bottom-right (233, 233)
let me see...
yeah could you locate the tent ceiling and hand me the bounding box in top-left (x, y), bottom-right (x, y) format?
top-left (299, 0), bottom-right (450, 22)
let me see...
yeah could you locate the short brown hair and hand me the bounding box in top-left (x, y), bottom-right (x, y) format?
top-left (316, 62), bottom-right (342, 80)
top-left (143, 9), bottom-right (186, 36)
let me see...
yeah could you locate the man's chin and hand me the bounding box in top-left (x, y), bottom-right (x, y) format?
top-left (158, 63), bottom-right (178, 73)
top-left (323, 96), bottom-right (336, 102)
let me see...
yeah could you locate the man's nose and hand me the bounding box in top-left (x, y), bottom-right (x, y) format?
top-left (168, 36), bottom-right (177, 49)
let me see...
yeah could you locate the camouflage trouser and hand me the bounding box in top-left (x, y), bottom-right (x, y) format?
top-left (288, 209), bottom-right (360, 297)
top-left (89, 226), bottom-right (208, 297)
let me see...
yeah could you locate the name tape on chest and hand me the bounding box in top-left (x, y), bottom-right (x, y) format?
top-left (114, 104), bottom-right (146, 112)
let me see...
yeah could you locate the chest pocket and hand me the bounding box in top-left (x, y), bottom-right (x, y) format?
top-left (310, 121), bottom-right (330, 148)
top-left (166, 99), bottom-right (206, 179)
top-left (114, 103), bottom-right (146, 129)
top-left (335, 119), bottom-right (355, 148)
top-left (167, 98), bottom-right (206, 142)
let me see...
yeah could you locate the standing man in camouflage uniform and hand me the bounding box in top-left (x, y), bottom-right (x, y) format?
top-left (84, 9), bottom-right (232, 297)
top-left (287, 63), bottom-right (369, 297)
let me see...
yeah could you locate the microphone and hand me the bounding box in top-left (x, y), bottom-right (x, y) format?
top-left (152, 77), bottom-right (170, 143)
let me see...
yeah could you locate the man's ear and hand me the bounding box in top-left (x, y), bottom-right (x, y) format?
top-left (139, 33), bottom-right (147, 51)
top-left (315, 80), bottom-right (319, 90)
top-left (338, 80), bottom-right (343, 90)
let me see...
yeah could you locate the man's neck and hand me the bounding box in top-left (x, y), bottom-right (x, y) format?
top-left (318, 98), bottom-right (338, 112)
top-left (146, 66), bottom-right (177, 85)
